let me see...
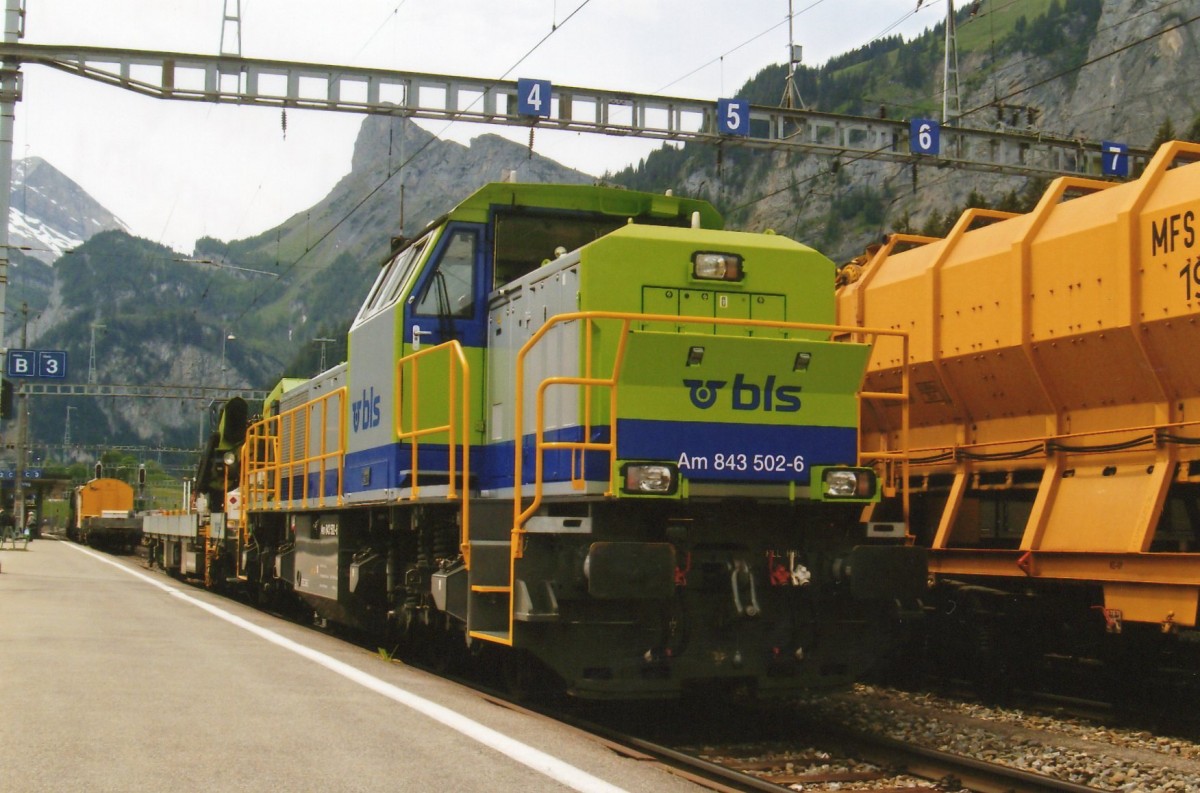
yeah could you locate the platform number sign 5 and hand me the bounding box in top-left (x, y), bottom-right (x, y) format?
top-left (1101, 141), bottom-right (1129, 177)
top-left (909, 118), bottom-right (939, 155)
top-left (717, 99), bottom-right (750, 136)
top-left (517, 78), bottom-right (552, 118)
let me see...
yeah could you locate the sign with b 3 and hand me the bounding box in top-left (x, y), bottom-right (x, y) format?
top-left (5, 349), bottom-right (67, 379)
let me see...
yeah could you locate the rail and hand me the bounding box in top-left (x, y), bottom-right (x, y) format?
top-left (242, 386), bottom-right (347, 511)
top-left (395, 340), bottom-right (472, 563)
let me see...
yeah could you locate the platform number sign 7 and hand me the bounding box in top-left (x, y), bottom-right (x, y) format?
top-left (717, 99), bottom-right (750, 136)
top-left (909, 118), bottom-right (939, 155)
top-left (517, 78), bottom-right (552, 118)
top-left (1101, 141), bottom-right (1129, 177)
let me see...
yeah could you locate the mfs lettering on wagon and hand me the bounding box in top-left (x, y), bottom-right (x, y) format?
top-left (1157, 209), bottom-right (1200, 302)
top-left (1153, 209), bottom-right (1195, 255)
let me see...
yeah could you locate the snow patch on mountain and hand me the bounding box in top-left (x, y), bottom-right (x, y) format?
top-left (10, 157), bottom-right (129, 264)
top-left (9, 206), bottom-right (86, 263)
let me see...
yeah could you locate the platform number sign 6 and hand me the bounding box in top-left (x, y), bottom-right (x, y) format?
top-left (717, 98), bottom-right (750, 136)
top-left (517, 78), bottom-right (552, 118)
top-left (1101, 141), bottom-right (1129, 177)
top-left (909, 118), bottom-right (939, 155)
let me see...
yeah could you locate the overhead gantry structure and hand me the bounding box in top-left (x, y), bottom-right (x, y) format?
top-left (0, 6), bottom-right (1155, 390)
top-left (0, 41), bottom-right (1149, 181)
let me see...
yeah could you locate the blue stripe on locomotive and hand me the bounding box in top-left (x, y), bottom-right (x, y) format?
top-left (283, 420), bottom-right (857, 499)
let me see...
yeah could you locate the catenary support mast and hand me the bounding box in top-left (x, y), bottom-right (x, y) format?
top-left (0, 0), bottom-right (21, 405)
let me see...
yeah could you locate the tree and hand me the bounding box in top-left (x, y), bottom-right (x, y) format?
top-left (1151, 118), bottom-right (1177, 150)
top-left (1185, 113), bottom-right (1200, 144)
top-left (966, 189), bottom-right (990, 210)
top-left (920, 210), bottom-right (946, 238)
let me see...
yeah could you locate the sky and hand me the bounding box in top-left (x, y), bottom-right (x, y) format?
top-left (12, 0), bottom-right (943, 253)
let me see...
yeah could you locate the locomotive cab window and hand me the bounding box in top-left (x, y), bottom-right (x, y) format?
top-left (413, 229), bottom-right (479, 318)
top-left (356, 235), bottom-right (429, 323)
top-left (492, 211), bottom-right (636, 287)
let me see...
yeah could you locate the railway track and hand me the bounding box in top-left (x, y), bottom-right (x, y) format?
top-left (112, 540), bottom-right (1200, 790)
top-left (636, 728), bottom-right (1096, 793)
top-left (474, 691), bottom-right (1094, 793)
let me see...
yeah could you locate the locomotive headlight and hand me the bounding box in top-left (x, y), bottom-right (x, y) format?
top-left (813, 466), bottom-right (879, 502)
top-left (621, 463), bottom-right (678, 495)
top-left (222, 451), bottom-right (237, 467)
top-left (692, 251), bottom-right (744, 281)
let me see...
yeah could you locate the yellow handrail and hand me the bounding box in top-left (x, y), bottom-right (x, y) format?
top-left (511, 310), bottom-right (912, 552)
top-left (242, 386), bottom-right (347, 511)
top-left (395, 340), bottom-right (472, 564)
top-left (486, 310), bottom-right (912, 646)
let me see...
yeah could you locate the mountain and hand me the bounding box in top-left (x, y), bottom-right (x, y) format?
top-left (13, 117), bottom-right (592, 457)
top-left (10, 0), bottom-right (1197, 460)
top-left (193, 117), bottom-right (591, 360)
top-left (11, 157), bottom-right (129, 264)
top-left (2, 158), bottom-right (130, 340)
top-left (609, 0), bottom-right (1200, 262)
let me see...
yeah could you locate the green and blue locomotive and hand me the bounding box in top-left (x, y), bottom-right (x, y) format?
top-left (193, 182), bottom-right (925, 699)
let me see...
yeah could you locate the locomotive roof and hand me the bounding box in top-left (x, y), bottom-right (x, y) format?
top-left (444, 182), bottom-right (723, 229)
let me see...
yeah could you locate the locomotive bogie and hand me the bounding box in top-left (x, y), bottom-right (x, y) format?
top-left (235, 494), bottom-right (920, 698)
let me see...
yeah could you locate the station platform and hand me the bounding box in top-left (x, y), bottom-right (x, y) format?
top-left (0, 539), bottom-right (703, 792)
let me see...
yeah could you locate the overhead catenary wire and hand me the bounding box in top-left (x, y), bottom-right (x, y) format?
top-left (729, 3), bottom-right (1200, 217)
top-left (870, 4), bottom-right (923, 41)
top-left (208, 1), bottom-right (1196, 327)
top-left (228, 1), bottom-right (595, 326)
top-left (207, 1), bottom-right (941, 325)
top-left (344, 1), bottom-right (410, 66)
top-left (655, 0), bottom-right (833, 94)
top-left (863, 0), bottom-right (1191, 132)
top-left (960, 9), bottom-right (1200, 122)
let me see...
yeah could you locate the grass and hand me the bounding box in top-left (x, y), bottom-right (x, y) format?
top-left (956, 0), bottom-right (1056, 54)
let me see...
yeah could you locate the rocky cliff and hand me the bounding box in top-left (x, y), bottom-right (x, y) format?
top-left (615, 0), bottom-right (1200, 263)
top-left (15, 116), bottom-right (592, 454)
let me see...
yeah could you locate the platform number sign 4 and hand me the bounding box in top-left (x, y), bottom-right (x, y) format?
top-left (910, 118), bottom-right (939, 155)
top-left (1101, 141), bottom-right (1129, 177)
top-left (717, 99), bottom-right (750, 136)
top-left (517, 78), bottom-right (552, 118)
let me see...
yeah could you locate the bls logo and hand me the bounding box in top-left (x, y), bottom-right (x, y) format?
top-left (684, 374), bottom-right (802, 412)
top-left (683, 379), bottom-right (726, 409)
top-left (353, 386), bottom-right (382, 432)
